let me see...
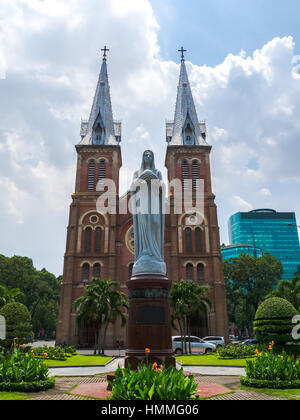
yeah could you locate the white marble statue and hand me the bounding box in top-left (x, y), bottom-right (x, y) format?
top-left (130, 150), bottom-right (166, 276)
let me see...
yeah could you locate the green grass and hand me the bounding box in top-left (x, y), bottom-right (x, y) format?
top-left (176, 353), bottom-right (256, 367)
top-left (240, 385), bottom-right (300, 400)
top-left (44, 354), bottom-right (112, 367)
top-left (0, 392), bottom-right (29, 400)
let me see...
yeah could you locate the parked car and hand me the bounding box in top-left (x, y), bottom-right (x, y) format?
top-left (202, 336), bottom-right (225, 348)
top-left (172, 336), bottom-right (216, 355)
top-left (242, 339), bottom-right (259, 346)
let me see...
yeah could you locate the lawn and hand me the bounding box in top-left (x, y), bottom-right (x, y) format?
top-left (0, 392), bottom-right (29, 400)
top-left (176, 353), bottom-right (256, 367)
top-left (44, 354), bottom-right (112, 367)
top-left (240, 385), bottom-right (300, 400)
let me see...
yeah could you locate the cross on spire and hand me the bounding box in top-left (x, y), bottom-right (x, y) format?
top-left (178, 46), bottom-right (187, 61)
top-left (101, 46), bottom-right (110, 61)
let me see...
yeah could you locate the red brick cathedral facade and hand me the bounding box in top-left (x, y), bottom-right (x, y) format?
top-left (56, 52), bottom-right (228, 348)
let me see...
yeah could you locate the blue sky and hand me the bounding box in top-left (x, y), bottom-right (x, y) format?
top-left (0, 0), bottom-right (300, 276)
top-left (151, 0), bottom-right (300, 65)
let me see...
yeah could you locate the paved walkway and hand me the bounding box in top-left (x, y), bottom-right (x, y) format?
top-left (49, 357), bottom-right (246, 377)
top-left (28, 374), bottom-right (287, 401)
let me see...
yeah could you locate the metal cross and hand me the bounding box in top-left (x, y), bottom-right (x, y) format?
top-left (101, 46), bottom-right (110, 60)
top-left (178, 47), bottom-right (187, 61)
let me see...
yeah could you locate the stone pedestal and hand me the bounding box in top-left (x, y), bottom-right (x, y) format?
top-left (125, 274), bottom-right (176, 370)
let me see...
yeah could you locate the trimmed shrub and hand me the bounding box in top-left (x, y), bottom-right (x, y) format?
top-left (217, 344), bottom-right (256, 359)
top-left (254, 298), bottom-right (298, 344)
top-left (0, 302), bottom-right (33, 348)
top-left (241, 377), bottom-right (300, 390)
top-left (0, 378), bottom-right (55, 392)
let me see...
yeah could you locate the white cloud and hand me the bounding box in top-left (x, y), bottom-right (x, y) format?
top-left (0, 1), bottom-right (300, 273)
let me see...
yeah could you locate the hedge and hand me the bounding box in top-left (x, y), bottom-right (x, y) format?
top-left (0, 378), bottom-right (55, 393)
top-left (241, 377), bottom-right (300, 390)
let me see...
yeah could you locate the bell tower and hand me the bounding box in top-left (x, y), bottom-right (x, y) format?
top-left (56, 49), bottom-right (122, 346)
top-left (165, 49), bottom-right (228, 340)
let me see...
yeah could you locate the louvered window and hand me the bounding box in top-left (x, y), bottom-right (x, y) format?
top-left (88, 160), bottom-right (95, 190)
top-left (93, 263), bottom-right (101, 279)
top-left (95, 228), bottom-right (102, 253)
top-left (98, 160), bottom-right (106, 190)
top-left (182, 160), bottom-right (189, 190)
top-left (84, 227), bottom-right (92, 253)
top-left (192, 160), bottom-right (200, 191)
top-left (197, 264), bottom-right (205, 284)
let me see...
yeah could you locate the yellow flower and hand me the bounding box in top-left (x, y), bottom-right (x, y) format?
top-left (44, 353), bottom-right (48, 358)
top-left (145, 348), bottom-right (150, 355)
top-left (152, 362), bottom-right (158, 370)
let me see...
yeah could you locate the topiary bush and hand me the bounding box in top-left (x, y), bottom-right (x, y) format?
top-left (254, 298), bottom-right (299, 345)
top-left (0, 302), bottom-right (34, 349)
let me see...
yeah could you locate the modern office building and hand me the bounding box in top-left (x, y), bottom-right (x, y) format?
top-left (221, 244), bottom-right (263, 262)
top-left (229, 209), bottom-right (300, 280)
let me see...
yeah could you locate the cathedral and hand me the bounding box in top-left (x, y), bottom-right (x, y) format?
top-left (56, 48), bottom-right (228, 348)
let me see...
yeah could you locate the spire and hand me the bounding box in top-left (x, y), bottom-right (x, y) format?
top-left (168, 49), bottom-right (207, 146)
top-left (79, 48), bottom-right (120, 146)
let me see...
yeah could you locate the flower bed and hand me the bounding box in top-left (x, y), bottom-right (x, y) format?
top-left (217, 344), bottom-right (256, 359)
top-left (110, 363), bottom-right (199, 400)
top-left (242, 342), bottom-right (300, 389)
top-left (31, 345), bottom-right (77, 361)
top-left (0, 348), bottom-right (54, 392)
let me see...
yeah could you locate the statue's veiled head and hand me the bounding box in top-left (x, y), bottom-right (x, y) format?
top-left (142, 150), bottom-right (155, 170)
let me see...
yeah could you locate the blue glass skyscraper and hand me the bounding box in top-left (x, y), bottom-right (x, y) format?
top-left (229, 209), bottom-right (300, 280)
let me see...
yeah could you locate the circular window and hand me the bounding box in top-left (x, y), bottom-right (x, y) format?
top-left (126, 227), bottom-right (135, 254)
top-left (90, 215), bottom-right (99, 224)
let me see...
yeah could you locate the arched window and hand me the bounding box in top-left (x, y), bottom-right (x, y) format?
top-left (197, 264), bottom-right (205, 284)
top-left (192, 160), bottom-right (199, 191)
top-left (186, 264), bottom-right (194, 282)
top-left (185, 228), bottom-right (193, 254)
top-left (95, 227), bottom-right (102, 253)
top-left (84, 227), bottom-right (92, 253)
top-left (128, 263), bottom-right (134, 280)
top-left (93, 263), bottom-right (101, 279)
top-left (98, 160), bottom-right (106, 190)
top-left (82, 263), bottom-right (90, 283)
top-left (88, 160), bottom-right (96, 190)
top-left (195, 228), bottom-right (202, 252)
top-left (95, 123), bottom-right (103, 143)
top-left (181, 160), bottom-right (189, 190)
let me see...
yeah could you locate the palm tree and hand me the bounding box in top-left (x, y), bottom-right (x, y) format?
top-left (0, 285), bottom-right (24, 308)
top-left (101, 290), bottom-right (129, 355)
top-left (73, 278), bottom-right (128, 354)
top-left (266, 275), bottom-right (300, 311)
top-left (171, 280), bottom-right (211, 354)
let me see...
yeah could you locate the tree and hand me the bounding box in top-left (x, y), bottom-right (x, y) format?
top-left (266, 275), bottom-right (300, 311)
top-left (224, 252), bottom-right (282, 335)
top-left (0, 255), bottom-right (61, 338)
top-left (74, 278), bottom-right (128, 354)
top-left (171, 280), bottom-right (211, 354)
top-left (0, 285), bottom-right (24, 308)
top-left (0, 302), bottom-right (34, 348)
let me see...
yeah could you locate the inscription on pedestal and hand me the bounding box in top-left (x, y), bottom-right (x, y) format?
top-left (136, 306), bottom-right (165, 325)
top-left (129, 289), bottom-right (170, 299)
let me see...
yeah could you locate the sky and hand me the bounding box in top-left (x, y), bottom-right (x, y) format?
top-left (0, 0), bottom-right (300, 276)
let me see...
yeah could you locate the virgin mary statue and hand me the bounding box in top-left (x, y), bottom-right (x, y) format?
top-left (130, 150), bottom-right (166, 276)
